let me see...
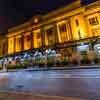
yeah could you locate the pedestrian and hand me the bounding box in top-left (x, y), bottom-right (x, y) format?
top-left (5, 59), bottom-right (8, 72)
top-left (1, 60), bottom-right (4, 69)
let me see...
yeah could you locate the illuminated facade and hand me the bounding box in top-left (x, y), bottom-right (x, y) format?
top-left (0, 0), bottom-right (100, 57)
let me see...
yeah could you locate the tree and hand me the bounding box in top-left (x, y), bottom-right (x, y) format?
top-left (89, 37), bottom-right (100, 49)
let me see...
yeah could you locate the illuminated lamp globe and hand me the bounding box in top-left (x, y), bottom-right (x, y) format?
top-left (34, 18), bottom-right (39, 23)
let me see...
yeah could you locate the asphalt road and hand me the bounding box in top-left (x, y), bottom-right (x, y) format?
top-left (0, 68), bottom-right (100, 99)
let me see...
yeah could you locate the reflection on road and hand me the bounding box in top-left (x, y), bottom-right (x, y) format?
top-left (0, 69), bottom-right (100, 99)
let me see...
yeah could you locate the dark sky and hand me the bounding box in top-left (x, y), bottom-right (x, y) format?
top-left (0, 0), bottom-right (97, 33)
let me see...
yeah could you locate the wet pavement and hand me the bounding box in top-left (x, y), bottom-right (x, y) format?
top-left (0, 68), bottom-right (100, 99)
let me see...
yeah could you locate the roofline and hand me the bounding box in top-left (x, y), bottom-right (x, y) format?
top-left (8, 0), bottom-right (100, 33)
top-left (8, 0), bottom-right (81, 33)
top-left (43, 0), bottom-right (81, 19)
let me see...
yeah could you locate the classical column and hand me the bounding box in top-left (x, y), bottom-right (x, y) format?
top-left (41, 26), bottom-right (45, 49)
top-left (30, 31), bottom-right (33, 50)
top-left (67, 20), bottom-right (73, 41)
top-left (68, 19), bottom-right (76, 51)
top-left (3, 39), bottom-right (7, 56)
top-left (53, 23), bottom-right (58, 45)
top-left (6, 38), bottom-right (8, 55)
top-left (21, 34), bottom-right (24, 52)
top-left (13, 37), bottom-right (16, 54)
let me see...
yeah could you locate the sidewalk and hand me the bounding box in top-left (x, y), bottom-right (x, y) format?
top-left (5, 64), bottom-right (100, 72)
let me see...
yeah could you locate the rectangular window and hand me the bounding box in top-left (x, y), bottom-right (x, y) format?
top-left (89, 16), bottom-right (99, 26)
top-left (26, 35), bottom-right (30, 41)
top-left (18, 38), bottom-right (21, 49)
top-left (46, 28), bottom-right (53, 36)
top-left (45, 27), bottom-right (55, 46)
top-left (58, 23), bottom-right (68, 42)
top-left (15, 37), bottom-right (21, 52)
top-left (24, 33), bottom-right (31, 50)
top-left (8, 38), bottom-right (14, 54)
top-left (33, 30), bottom-right (42, 48)
top-left (18, 38), bottom-right (21, 45)
top-left (34, 32), bottom-right (41, 48)
top-left (75, 19), bottom-right (79, 26)
top-left (59, 24), bottom-right (67, 33)
top-left (78, 30), bottom-right (81, 39)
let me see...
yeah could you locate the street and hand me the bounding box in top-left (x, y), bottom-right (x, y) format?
top-left (0, 68), bottom-right (100, 99)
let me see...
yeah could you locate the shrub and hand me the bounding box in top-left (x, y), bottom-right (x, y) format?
top-left (0, 65), bottom-right (3, 70)
top-left (22, 59), bottom-right (30, 67)
top-left (81, 55), bottom-right (90, 64)
top-left (7, 64), bottom-right (16, 69)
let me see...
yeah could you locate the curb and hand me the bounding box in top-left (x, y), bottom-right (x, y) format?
top-left (27, 65), bottom-right (100, 71)
top-left (1, 65), bottom-right (100, 72)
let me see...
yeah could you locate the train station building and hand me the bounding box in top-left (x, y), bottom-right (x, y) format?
top-left (0, 0), bottom-right (100, 59)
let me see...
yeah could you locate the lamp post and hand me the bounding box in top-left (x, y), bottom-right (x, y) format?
top-left (45, 50), bottom-right (48, 68)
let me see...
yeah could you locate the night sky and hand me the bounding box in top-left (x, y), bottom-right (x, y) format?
top-left (0, 0), bottom-right (97, 33)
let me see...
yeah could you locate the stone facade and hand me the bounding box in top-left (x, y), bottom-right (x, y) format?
top-left (0, 0), bottom-right (100, 57)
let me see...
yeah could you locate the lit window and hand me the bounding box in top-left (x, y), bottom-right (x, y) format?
top-left (36, 34), bottom-right (40, 39)
top-left (26, 35), bottom-right (30, 41)
top-left (10, 40), bottom-right (12, 44)
top-left (24, 34), bottom-right (31, 50)
top-left (15, 37), bottom-right (21, 52)
top-left (18, 38), bottom-right (21, 48)
top-left (33, 30), bottom-right (42, 48)
top-left (59, 24), bottom-right (67, 33)
top-left (58, 23), bottom-right (68, 42)
top-left (45, 27), bottom-right (55, 45)
top-left (18, 38), bottom-right (21, 44)
top-left (89, 16), bottom-right (99, 26)
top-left (46, 28), bottom-right (53, 36)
